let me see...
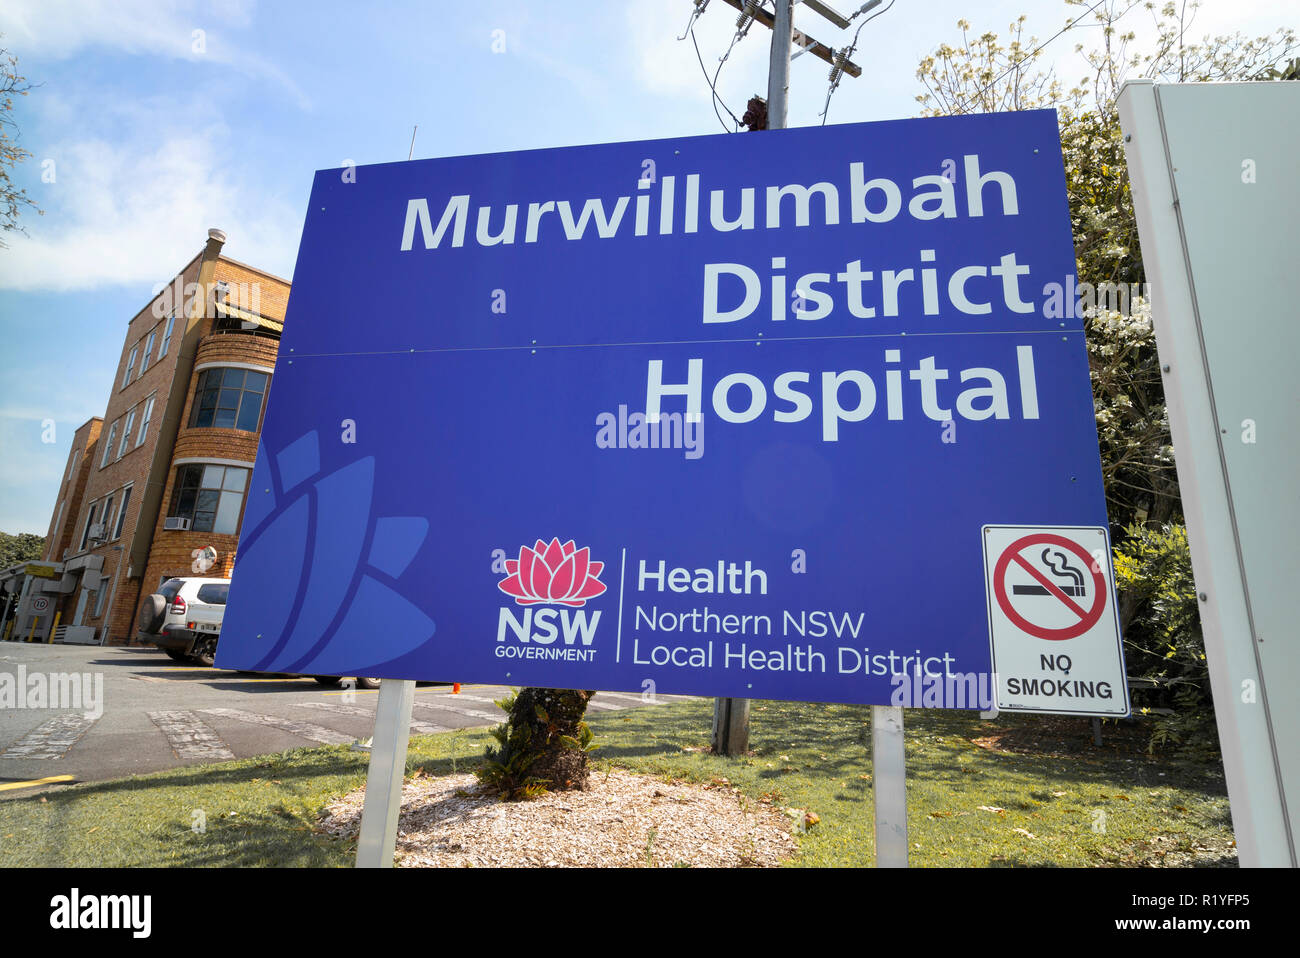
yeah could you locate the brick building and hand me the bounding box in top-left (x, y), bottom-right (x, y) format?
top-left (41, 417), bottom-right (103, 565)
top-left (4, 229), bottom-right (290, 645)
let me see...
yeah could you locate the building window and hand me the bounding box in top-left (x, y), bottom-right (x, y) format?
top-left (112, 485), bottom-right (132, 540)
top-left (93, 582), bottom-right (109, 618)
top-left (122, 346), bottom-right (139, 388)
top-left (50, 500), bottom-right (65, 557)
top-left (99, 493), bottom-right (116, 545)
top-left (159, 314), bottom-right (176, 358)
top-left (79, 502), bottom-right (99, 552)
top-left (189, 368), bottom-right (269, 431)
top-left (140, 328), bottom-right (158, 374)
top-left (136, 394), bottom-right (155, 447)
top-left (100, 420), bottom-right (119, 467)
top-left (117, 407), bottom-right (137, 459)
top-left (169, 464), bottom-right (249, 534)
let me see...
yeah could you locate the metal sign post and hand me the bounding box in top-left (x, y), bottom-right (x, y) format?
top-left (355, 678), bottom-right (416, 868)
top-left (872, 705), bottom-right (907, 867)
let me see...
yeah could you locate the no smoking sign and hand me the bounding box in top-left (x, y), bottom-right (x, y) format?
top-left (982, 525), bottom-right (1130, 716)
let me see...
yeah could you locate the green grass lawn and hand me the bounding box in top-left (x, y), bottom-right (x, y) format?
top-left (0, 698), bottom-right (1233, 867)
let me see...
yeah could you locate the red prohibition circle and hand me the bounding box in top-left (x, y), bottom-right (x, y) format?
top-left (993, 533), bottom-right (1107, 640)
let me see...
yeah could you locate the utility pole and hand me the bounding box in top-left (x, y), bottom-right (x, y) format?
top-left (701, 0), bottom-right (906, 866)
top-left (705, 0), bottom-right (869, 760)
top-left (767, 0), bottom-right (793, 130)
top-left (712, 0), bottom-right (790, 757)
top-left (712, 0), bottom-right (793, 758)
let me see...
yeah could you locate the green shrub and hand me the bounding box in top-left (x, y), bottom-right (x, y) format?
top-left (475, 688), bottom-right (598, 800)
top-left (1113, 523), bottom-right (1219, 757)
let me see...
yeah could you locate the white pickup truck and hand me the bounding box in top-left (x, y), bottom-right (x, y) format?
top-left (183, 597), bottom-right (225, 667)
top-left (137, 577), bottom-right (230, 664)
top-left (178, 590), bottom-right (380, 688)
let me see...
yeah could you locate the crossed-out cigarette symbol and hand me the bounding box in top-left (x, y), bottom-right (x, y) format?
top-left (1012, 548), bottom-right (1087, 597)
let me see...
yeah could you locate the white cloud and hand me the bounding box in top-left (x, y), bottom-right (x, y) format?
top-left (207, 0), bottom-right (255, 28)
top-left (0, 132), bottom-right (298, 291)
top-left (0, 358), bottom-right (109, 424)
top-left (0, 417), bottom-right (67, 503)
top-left (0, 0), bottom-right (310, 109)
top-left (629, 4), bottom-right (770, 107)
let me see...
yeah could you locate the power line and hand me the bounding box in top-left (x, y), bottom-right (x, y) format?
top-left (821, 0), bottom-right (895, 125)
top-left (691, 26), bottom-right (742, 132)
top-left (686, 1), bottom-right (764, 133)
top-left (677, 0), bottom-right (709, 40)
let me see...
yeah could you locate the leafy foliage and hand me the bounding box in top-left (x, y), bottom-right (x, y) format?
top-left (918, 4), bottom-right (1292, 536)
top-left (1113, 524), bottom-right (1217, 756)
top-left (1084, 297), bottom-right (1178, 532)
top-left (0, 40), bottom-right (42, 248)
top-left (0, 531), bottom-right (45, 568)
top-left (915, 1), bottom-right (1295, 752)
top-left (475, 691), bottom-right (551, 800)
top-left (475, 688), bottom-right (598, 800)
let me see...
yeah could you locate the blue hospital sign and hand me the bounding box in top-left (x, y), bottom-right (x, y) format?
top-left (216, 109), bottom-right (1123, 712)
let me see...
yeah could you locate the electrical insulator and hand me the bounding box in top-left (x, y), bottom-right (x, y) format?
top-left (828, 48), bottom-right (849, 87)
top-left (737, 0), bottom-right (760, 33)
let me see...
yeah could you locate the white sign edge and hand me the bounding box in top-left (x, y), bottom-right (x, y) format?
top-left (1117, 78), bottom-right (1295, 867)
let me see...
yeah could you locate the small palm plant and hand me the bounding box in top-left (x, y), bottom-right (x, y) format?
top-left (476, 688), bottom-right (599, 800)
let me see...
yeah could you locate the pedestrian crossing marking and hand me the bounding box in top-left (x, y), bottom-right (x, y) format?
top-left (0, 715), bottom-right (96, 760)
top-left (413, 699), bottom-right (503, 723)
top-left (197, 707), bottom-right (355, 745)
top-left (148, 710), bottom-right (235, 761)
top-left (296, 701), bottom-right (450, 734)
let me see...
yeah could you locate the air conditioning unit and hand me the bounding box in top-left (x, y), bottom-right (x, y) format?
top-left (88, 522), bottom-right (105, 541)
top-left (164, 516), bottom-right (191, 531)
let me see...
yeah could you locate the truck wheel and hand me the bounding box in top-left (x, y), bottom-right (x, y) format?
top-left (356, 677), bottom-right (381, 690)
top-left (192, 636), bottom-right (217, 667)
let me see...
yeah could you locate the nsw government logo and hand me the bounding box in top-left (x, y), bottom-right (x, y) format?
top-left (496, 538), bottom-right (607, 662)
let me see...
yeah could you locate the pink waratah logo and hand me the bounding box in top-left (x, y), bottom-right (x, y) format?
top-left (498, 538), bottom-right (607, 607)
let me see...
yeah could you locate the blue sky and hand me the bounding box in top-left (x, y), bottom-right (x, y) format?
top-left (0, 0), bottom-right (1294, 533)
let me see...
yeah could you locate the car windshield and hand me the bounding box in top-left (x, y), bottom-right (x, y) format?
top-left (160, 579), bottom-right (184, 600)
top-left (196, 583), bottom-right (229, 605)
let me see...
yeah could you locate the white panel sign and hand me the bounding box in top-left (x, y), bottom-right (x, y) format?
top-left (1119, 79), bottom-right (1300, 867)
